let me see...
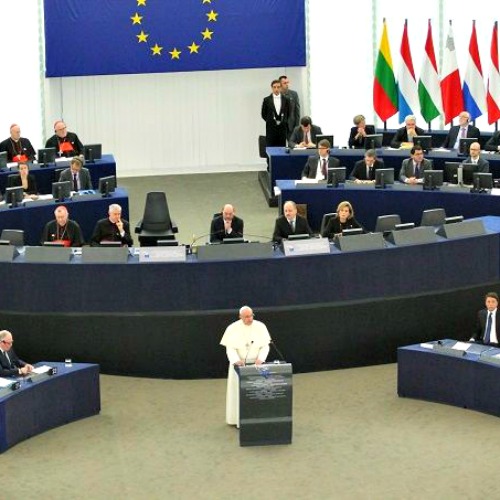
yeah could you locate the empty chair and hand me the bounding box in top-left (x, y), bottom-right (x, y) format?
top-left (320, 212), bottom-right (336, 236)
top-left (135, 192), bottom-right (178, 247)
top-left (375, 214), bottom-right (401, 234)
top-left (258, 135), bottom-right (267, 159)
top-left (1, 229), bottom-right (25, 246)
top-left (420, 208), bottom-right (447, 227)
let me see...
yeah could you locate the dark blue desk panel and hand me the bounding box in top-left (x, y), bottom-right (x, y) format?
top-left (0, 154), bottom-right (116, 194)
top-left (0, 362), bottom-right (100, 452)
top-left (377, 129), bottom-right (493, 148)
top-left (398, 344), bottom-right (500, 418)
top-left (0, 187), bottom-right (129, 245)
top-left (277, 180), bottom-right (500, 231)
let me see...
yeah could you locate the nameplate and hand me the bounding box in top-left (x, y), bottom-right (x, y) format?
top-left (25, 246), bottom-right (73, 263)
top-left (196, 242), bottom-right (274, 261)
top-left (437, 219), bottom-right (486, 239)
top-left (432, 343), bottom-right (466, 357)
top-left (289, 148), bottom-right (318, 155)
top-left (139, 246), bottom-right (186, 263)
top-left (479, 353), bottom-right (500, 366)
top-left (334, 232), bottom-right (386, 252)
top-left (0, 245), bottom-right (19, 262)
top-left (387, 226), bottom-right (437, 246)
top-left (71, 193), bottom-right (103, 202)
top-left (294, 181), bottom-right (327, 189)
top-left (82, 246), bottom-right (129, 263)
top-left (282, 237), bottom-right (330, 256)
top-left (24, 199), bottom-right (55, 208)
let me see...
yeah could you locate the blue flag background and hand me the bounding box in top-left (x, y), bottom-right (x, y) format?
top-left (44, 0), bottom-right (306, 77)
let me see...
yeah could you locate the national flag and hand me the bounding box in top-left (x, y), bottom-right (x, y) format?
top-left (463, 20), bottom-right (486, 120)
top-left (487, 21), bottom-right (500, 124)
top-left (373, 20), bottom-right (398, 122)
top-left (397, 20), bottom-right (419, 123)
top-left (418, 20), bottom-right (442, 123)
top-left (440, 21), bottom-right (463, 124)
top-left (43, 0), bottom-right (306, 77)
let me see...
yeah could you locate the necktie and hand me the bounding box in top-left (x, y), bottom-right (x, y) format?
top-left (290, 220), bottom-right (295, 232)
top-left (415, 163), bottom-right (420, 179)
top-left (321, 159), bottom-right (327, 178)
top-left (304, 131), bottom-right (309, 144)
top-left (2, 350), bottom-right (11, 367)
top-left (484, 312), bottom-right (492, 344)
top-left (73, 173), bottom-right (78, 192)
top-left (367, 165), bottom-right (371, 179)
top-left (460, 127), bottom-right (467, 138)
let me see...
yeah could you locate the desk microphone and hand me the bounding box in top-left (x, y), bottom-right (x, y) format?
top-left (270, 338), bottom-right (286, 363)
top-left (244, 340), bottom-right (254, 365)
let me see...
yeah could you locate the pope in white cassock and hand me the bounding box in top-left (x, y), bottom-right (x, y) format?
top-left (220, 305), bottom-right (271, 427)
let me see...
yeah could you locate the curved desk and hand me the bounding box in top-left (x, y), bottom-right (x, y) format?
top-left (0, 187), bottom-right (129, 245)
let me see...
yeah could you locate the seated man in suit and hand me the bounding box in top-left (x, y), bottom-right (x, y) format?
top-left (0, 124), bottom-right (36, 162)
top-left (350, 149), bottom-right (384, 183)
top-left (288, 116), bottom-right (322, 148)
top-left (45, 120), bottom-right (84, 157)
top-left (390, 115), bottom-right (425, 148)
top-left (301, 139), bottom-right (340, 180)
top-left (210, 204), bottom-right (244, 243)
top-left (0, 329), bottom-right (34, 377)
top-left (272, 200), bottom-right (312, 244)
top-left (442, 111), bottom-right (480, 149)
top-left (58, 156), bottom-right (93, 191)
top-left (485, 131), bottom-right (500, 152)
top-left (399, 145), bottom-right (433, 184)
top-left (463, 142), bottom-right (489, 172)
top-left (348, 114), bottom-right (376, 149)
top-left (41, 205), bottom-right (85, 247)
top-left (470, 292), bottom-right (500, 345)
top-left (90, 203), bottom-right (133, 246)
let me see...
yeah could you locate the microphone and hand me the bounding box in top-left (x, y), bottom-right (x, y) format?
top-left (270, 338), bottom-right (286, 363)
top-left (244, 340), bottom-right (254, 365)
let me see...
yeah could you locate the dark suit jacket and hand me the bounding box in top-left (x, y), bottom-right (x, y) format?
top-left (399, 158), bottom-right (433, 183)
top-left (59, 167), bottom-right (93, 190)
top-left (462, 156), bottom-right (490, 173)
top-left (302, 156), bottom-right (340, 179)
top-left (442, 125), bottom-right (481, 149)
top-left (283, 89), bottom-right (300, 135)
top-left (90, 218), bottom-right (133, 246)
top-left (272, 214), bottom-right (312, 243)
top-left (45, 132), bottom-right (84, 157)
top-left (485, 131), bottom-right (500, 152)
top-left (472, 308), bottom-right (500, 344)
top-left (261, 94), bottom-right (289, 146)
top-left (210, 215), bottom-right (244, 243)
top-left (348, 125), bottom-right (376, 148)
top-left (0, 348), bottom-right (27, 377)
top-left (41, 219), bottom-right (85, 247)
top-left (350, 159), bottom-right (384, 181)
top-left (289, 124), bottom-right (323, 148)
top-left (7, 173), bottom-right (38, 194)
top-left (321, 216), bottom-right (364, 239)
top-left (390, 126), bottom-right (426, 148)
top-left (0, 137), bottom-right (36, 162)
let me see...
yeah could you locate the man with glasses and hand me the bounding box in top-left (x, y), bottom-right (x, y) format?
top-left (463, 142), bottom-right (489, 173)
top-left (45, 120), bottom-right (84, 157)
top-left (301, 139), bottom-right (339, 179)
top-left (442, 111), bottom-right (480, 149)
top-left (0, 330), bottom-right (34, 377)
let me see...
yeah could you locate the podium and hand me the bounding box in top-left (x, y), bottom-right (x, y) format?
top-left (238, 362), bottom-right (293, 446)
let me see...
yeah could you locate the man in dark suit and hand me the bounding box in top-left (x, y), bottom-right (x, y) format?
top-left (301, 139), bottom-right (340, 180)
top-left (350, 149), bottom-right (384, 182)
top-left (348, 114), bottom-right (376, 149)
top-left (210, 204), bottom-right (244, 243)
top-left (90, 203), bottom-right (133, 246)
top-left (399, 145), bottom-right (433, 184)
top-left (0, 124), bottom-right (36, 162)
top-left (470, 292), bottom-right (500, 345)
top-left (463, 142), bottom-right (489, 173)
top-left (279, 75), bottom-right (301, 139)
top-left (390, 115), bottom-right (425, 148)
top-left (0, 330), bottom-right (34, 377)
top-left (261, 80), bottom-right (289, 147)
top-left (289, 116), bottom-right (322, 149)
top-left (485, 131), bottom-right (500, 152)
top-left (442, 111), bottom-right (480, 149)
top-left (45, 120), bottom-right (84, 157)
top-left (272, 200), bottom-right (312, 244)
top-left (58, 156), bottom-right (93, 191)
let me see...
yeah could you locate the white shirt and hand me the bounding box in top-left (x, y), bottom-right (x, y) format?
top-left (453, 127), bottom-right (467, 150)
top-left (487, 309), bottom-right (498, 344)
top-left (273, 94), bottom-right (281, 115)
top-left (316, 156), bottom-right (328, 180)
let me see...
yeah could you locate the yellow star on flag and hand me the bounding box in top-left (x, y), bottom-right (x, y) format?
top-left (151, 44), bottom-right (163, 56)
top-left (136, 31), bottom-right (149, 43)
top-left (188, 42), bottom-right (200, 54)
top-left (206, 10), bottom-right (218, 22)
top-left (137, 0), bottom-right (147, 6)
top-left (202, 0), bottom-right (212, 4)
top-left (169, 48), bottom-right (181, 59)
top-left (131, 13), bottom-right (143, 25)
top-left (201, 28), bottom-right (213, 40)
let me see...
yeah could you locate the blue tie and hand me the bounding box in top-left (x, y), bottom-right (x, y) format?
top-left (484, 312), bottom-right (492, 344)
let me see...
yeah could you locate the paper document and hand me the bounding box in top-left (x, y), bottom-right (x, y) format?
top-left (32, 365), bottom-right (52, 374)
top-left (420, 343), bottom-right (434, 349)
top-left (0, 377), bottom-right (14, 388)
top-left (452, 341), bottom-right (470, 350)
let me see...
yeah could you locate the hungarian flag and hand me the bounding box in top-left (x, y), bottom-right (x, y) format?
top-left (441, 22), bottom-right (463, 124)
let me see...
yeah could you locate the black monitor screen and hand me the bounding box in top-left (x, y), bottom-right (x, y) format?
top-left (364, 134), bottom-right (383, 149)
top-left (460, 163), bottom-right (479, 185)
top-left (84, 144), bottom-right (102, 161)
top-left (327, 167), bottom-right (346, 186)
top-left (98, 175), bottom-right (117, 196)
top-left (287, 234), bottom-right (311, 241)
top-left (5, 186), bottom-right (24, 206)
top-left (316, 134), bottom-right (334, 148)
top-left (423, 169), bottom-right (444, 189)
top-left (52, 181), bottom-right (72, 201)
top-left (444, 162), bottom-right (461, 183)
top-left (459, 137), bottom-right (478, 155)
top-left (0, 151), bottom-right (7, 169)
top-left (342, 228), bottom-right (363, 236)
top-left (473, 172), bottom-right (493, 190)
top-left (222, 237), bottom-right (246, 244)
top-left (413, 135), bottom-right (432, 151)
top-left (375, 168), bottom-right (394, 187)
top-left (37, 148), bottom-right (57, 166)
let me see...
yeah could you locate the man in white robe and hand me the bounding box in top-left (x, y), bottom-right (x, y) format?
top-left (220, 305), bottom-right (271, 427)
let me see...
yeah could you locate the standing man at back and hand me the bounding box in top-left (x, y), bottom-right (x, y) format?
top-left (261, 80), bottom-right (289, 147)
top-left (279, 75), bottom-right (301, 140)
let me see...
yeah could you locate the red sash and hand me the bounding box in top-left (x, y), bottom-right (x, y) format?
top-left (12, 154), bottom-right (28, 163)
top-left (59, 141), bottom-right (73, 153)
top-left (52, 239), bottom-right (71, 247)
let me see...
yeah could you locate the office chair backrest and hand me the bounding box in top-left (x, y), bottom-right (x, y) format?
top-left (375, 214), bottom-right (401, 234)
top-left (420, 208), bottom-right (446, 227)
top-left (1, 229), bottom-right (25, 246)
top-left (258, 135), bottom-right (267, 158)
top-left (141, 192), bottom-right (172, 231)
top-left (320, 212), bottom-right (337, 235)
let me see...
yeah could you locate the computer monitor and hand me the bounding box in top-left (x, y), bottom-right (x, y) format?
top-left (413, 135), bottom-right (432, 151)
top-left (0, 151), bottom-right (7, 170)
top-left (395, 222), bottom-right (415, 231)
top-left (43, 241), bottom-right (65, 247)
top-left (444, 162), bottom-right (477, 184)
top-left (460, 163), bottom-right (479, 185)
top-left (287, 234), bottom-right (311, 241)
top-left (445, 215), bottom-right (464, 224)
top-left (375, 168), bottom-right (394, 188)
top-left (52, 180), bottom-right (72, 201)
top-left (342, 228), bottom-right (363, 236)
top-left (421, 209), bottom-right (446, 227)
top-left (98, 175), bottom-right (117, 197)
top-left (364, 134), bottom-right (383, 149)
top-left (327, 167), bottom-right (346, 187)
top-left (444, 162), bottom-right (461, 183)
top-left (157, 240), bottom-right (180, 247)
top-left (316, 134), bottom-right (334, 147)
top-left (423, 169), bottom-right (444, 190)
top-left (458, 137), bottom-right (478, 155)
top-left (5, 186), bottom-right (24, 207)
top-left (99, 241), bottom-right (122, 247)
top-left (222, 237), bottom-right (246, 244)
top-left (37, 147), bottom-right (57, 167)
top-left (473, 172), bottom-right (493, 190)
top-left (83, 144), bottom-right (102, 162)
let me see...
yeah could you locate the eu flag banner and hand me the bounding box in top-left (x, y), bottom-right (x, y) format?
top-left (44, 0), bottom-right (306, 77)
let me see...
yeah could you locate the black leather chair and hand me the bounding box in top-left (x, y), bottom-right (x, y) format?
top-left (1, 229), bottom-right (25, 246)
top-left (320, 212), bottom-right (336, 236)
top-left (375, 214), bottom-right (401, 234)
top-left (135, 192), bottom-right (178, 247)
top-left (420, 208), bottom-right (446, 227)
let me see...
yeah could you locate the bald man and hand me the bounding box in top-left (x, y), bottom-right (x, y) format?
top-left (0, 329), bottom-right (34, 378)
top-left (0, 124), bottom-right (36, 162)
top-left (210, 204), bottom-right (244, 243)
top-left (272, 200), bottom-right (312, 244)
top-left (45, 120), bottom-right (84, 157)
top-left (41, 205), bottom-right (85, 247)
